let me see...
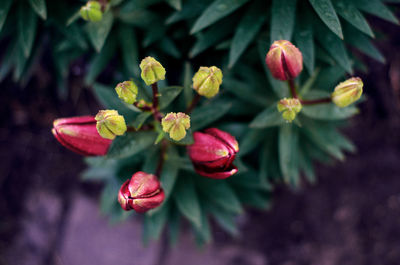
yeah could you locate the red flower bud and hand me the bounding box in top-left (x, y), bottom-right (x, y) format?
top-left (265, 40), bottom-right (303, 81)
top-left (187, 128), bottom-right (239, 179)
top-left (52, 116), bottom-right (112, 156)
top-left (118, 172), bottom-right (165, 213)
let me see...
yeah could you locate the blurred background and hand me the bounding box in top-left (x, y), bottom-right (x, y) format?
top-left (1, 6), bottom-right (400, 265)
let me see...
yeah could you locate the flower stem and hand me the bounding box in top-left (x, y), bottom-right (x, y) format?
top-left (288, 79), bottom-right (298, 98)
top-left (300, 97), bottom-right (332, 105)
top-left (151, 83), bottom-right (163, 122)
top-left (155, 140), bottom-right (168, 177)
top-left (185, 94), bottom-right (201, 114)
top-left (126, 125), bottom-right (154, 132)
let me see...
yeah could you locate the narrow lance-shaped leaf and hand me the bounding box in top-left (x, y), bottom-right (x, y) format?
top-left (353, 0), bottom-right (399, 25)
top-left (270, 0), bottom-right (297, 42)
top-left (308, 0), bottom-right (343, 39)
top-left (294, 7), bottom-right (315, 74)
top-left (87, 11), bottom-right (114, 52)
top-left (191, 101), bottom-right (232, 131)
top-left (0, 0), bottom-right (13, 32)
top-left (107, 132), bottom-right (157, 159)
top-left (118, 25), bottom-right (140, 76)
top-left (28, 0), bottom-right (47, 20)
top-left (228, 1), bottom-right (266, 68)
top-left (279, 124), bottom-right (300, 186)
top-left (18, 2), bottom-right (38, 58)
top-left (190, 0), bottom-right (250, 34)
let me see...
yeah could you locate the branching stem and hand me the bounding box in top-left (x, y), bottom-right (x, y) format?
top-left (287, 79), bottom-right (332, 105)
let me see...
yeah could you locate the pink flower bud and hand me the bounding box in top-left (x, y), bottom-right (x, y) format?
top-left (265, 40), bottom-right (303, 81)
top-left (52, 116), bottom-right (112, 156)
top-left (118, 172), bottom-right (165, 213)
top-left (187, 128), bottom-right (239, 179)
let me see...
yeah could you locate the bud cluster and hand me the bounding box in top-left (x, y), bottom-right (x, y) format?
top-left (277, 98), bottom-right (302, 122)
top-left (80, 1), bottom-right (103, 22)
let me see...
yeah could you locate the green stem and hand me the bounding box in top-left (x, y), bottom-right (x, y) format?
top-left (185, 94), bottom-right (201, 114)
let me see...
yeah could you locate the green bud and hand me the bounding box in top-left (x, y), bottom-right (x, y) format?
top-left (115, 81), bottom-right (138, 104)
top-left (80, 1), bottom-right (103, 22)
top-left (332, 77), bottom-right (363, 108)
top-left (192, 66), bottom-right (223, 98)
top-left (95, 110), bottom-right (127, 140)
top-left (161, 112), bottom-right (190, 141)
top-left (277, 98), bottom-right (302, 122)
top-left (139, 57), bottom-right (166, 86)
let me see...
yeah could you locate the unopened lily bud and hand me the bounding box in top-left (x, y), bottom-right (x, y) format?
top-left (266, 40), bottom-right (303, 81)
top-left (187, 128), bottom-right (239, 179)
top-left (52, 116), bottom-right (112, 156)
top-left (95, 110), bottom-right (127, 140)
top-left (115, 80), bottom-right (138, 104)
top-left (277, 98), bottom-right (302, 122)
top-left (161, 112), bottom-right (190, 141)
top-left (192, 66), bottom-right (223, 98)
top-left (332, 77), bottom-right (363, 108)
top-left (80, 1), bottom-right (103, 22)
top-left (139, 57), bottom-right (166, 85)
top-left (118, 172), bottom-right (165, 213)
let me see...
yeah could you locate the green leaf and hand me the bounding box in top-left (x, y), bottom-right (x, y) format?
top-left (168, 207), bottom-right (181, 246)
top-left (223, 78), bottom-right (269, 107)
top-left (160, 147), bottom-right (180, 200)
top-left (239, 129), bottom-right (268, 157)
top-left (85, 38), bottom-right (116, 85)
top-left (183, 62), bottom-right (194, 107)
top-left (193, 204), bottom-right (211, 245)
top-left (133, 112), bottom-right (151, 130)
top-left (196, 178), bottom-right (243, 214)
top-left (107, 132), bottom-right (157, 159)
top-left (206, 204), bottom-right (238, 237)
top-left (18, 2), bottom-right (38, 58)
top-left (353, 0), bottom-right (399, 25)
top-left (294, 10), bottom-right (314, 74)
top-left (228, 1), bottom-right (266, 68)
top-left (250, 104), bottom-right (286, 128)
top-left (118, 25), bottom-right (140, 76)
top-left (308, 0), bottom-right (343, 39)
top-left (0, 0), bottom-right (13, 32)
top-left (0, 39), bottom-right (17, 82)
top-left (173, 175), bottom-right (202, 227)
top-left (28, 0), bottom-right (47, 20)
top-left (302, 103), bottom-right (359, 120)
top-left (143, 203), bottom-right (169, 243)
top-left (333, 0), bottom-right (374, 38)
top-left (66, 10), bottom-right (81, 26)
top-left (159, 86), bottom-right (184, 109)
top-left (159, 38), bottom-right (181, 58)
top-left (315, 26), bottom-right (353, 74)
top-left (343, 25), bottom-right (385, 63)
top-left (190, 0), bottom-right (250, 34)
top-left (87, 11), bottom-right (114, 52)
top-left (191, 101), bottom-right (232, 131)
top-left (93, 83), bottom-right (139, 123)
top-left (270, 0), bottom-right (297, 42)
top-left (279, 124), bottom-right (300, 186)
top-left (166, 0), bottom-right (182, 10)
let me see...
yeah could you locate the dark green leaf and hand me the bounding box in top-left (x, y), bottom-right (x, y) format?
top-left (353, 0), bottom-right (399, 25)
top-left (133, 112), bottom-right (151, 130)
top-left (168, 207), bottom-right (181, 246)
top-left (118, 25), bottom-right (140, 76)
top-left (308, 0), bottom-right (343, 39)
top-left (223, 78), bottom-right (269, 107)
top-left (143, 203), bottom-right (169, 243)
top-left (93, 83), bottom-right (139, 122)
top-left (183, 62), bottom-right (194, 107)
top-left (173, 175), bottom-right (202, 227)
top-left (18, 2), bottom-right (38, 58)
top-left (206, 204), bottom-right (238, 237)
top-left (250, 104), bottom-right (286, 128)
top-left (191, 101), bottom-right (232, 131)
top-left (302, 103), bottom-right (359, 120)
top-left (193, 204), bottom-right (211, 245)
top-left (166, 0), bottom-right (182, 10)
top-left (28, 0), bottom-right (47, 20)
top-left (159, 86), bottom-right (184, 109)
top-left (159, 38), bottom-right (181, 58)
top-left (85, 38), bottom-right (116, 85)
top-left (87, 11), bottom-right (114, 52)
top-left (228, 1), bottom-right (266, 67)
top-left (294, 11), bottom-right (315, 74)
top-left (279, 124), bottom-right (300, 186)
top-left (190, 0), bottom-right (250, 34)
top-left (160, 147), bottom-right (180, 200)
top-left (107, 132), bottom-right (157, 159)
top-left (238, 129), bottom-right (267, 157)
top-left (333, 0), bottom-right (374, 37)
top-left (0, 0), bottom-right (13, 32)
top-left (271, 0), bottom-right (297, 41)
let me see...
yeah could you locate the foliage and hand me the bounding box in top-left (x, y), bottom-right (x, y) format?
top-left (3, 0), bottom-right (398, 245)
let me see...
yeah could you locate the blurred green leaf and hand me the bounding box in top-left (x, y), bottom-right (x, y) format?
top-left (87, 11), bottom-right (114, 52)
top-left (223, 78), bottom-right (269, 107)
top-left (308, 0), bottom-right (343, 39)
top-left (18, 2), bottom-right (38, 58)
top-left (294, 9), bottom-right (314, 74)
top-left (191, 101), bottom-right (232, 131)
top-left (166, 0), bottom-right (182, 10)
top-left (271, 0), bottom-right (297, 42)
top-left (160, 146), bottom-right (180, 200)
top-left (353, 0), bottom-right (399, 25)
top-left (333, 0), bottom-right (374, 37)
top-left (228, 1), bottom-right (266, 68)
top-left (302, 103), bottom-right (359, 120)
top-left (133, 112), bottom-right (151, 130)
top-left (159, 86), bottom-right (184, 109)
top-left (173, 175), bottom-right (202, 227)
top-left (0, 0), bottom-right (13, 32)
top-left (190, 0), bottom-right (250, 34)
top-left (28, 0), bottom-right (47, 20)
top-left (118, 25), bottom-right (140, 76)
top-left (279, 124), bottom-right (300, 186)
top-left (250, 104), bottom-right (286, 128)
top-left (143, 203), bottom-right (169, 243)
top-left (206, 204), bottom-right (239, 237)
top-left (107, 132), bottom-right (157, 159)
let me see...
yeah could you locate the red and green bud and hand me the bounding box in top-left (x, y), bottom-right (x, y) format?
top-left (332, 77), bottom-right (363, 108)
top-left (80, 1), bottom-right (103, 22)
top-left (95, 110), bottom-right (127, 140)
top-left (277, 98), bottom-right (302, 122)
top-left (187, 128), bottom-right (239, 179)
top-left (52, 116), bottom-right (112, 156)
top-left (266, 40), bottom-right (303, 81)
top-left (118, 172), bottom-right (165, 213)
